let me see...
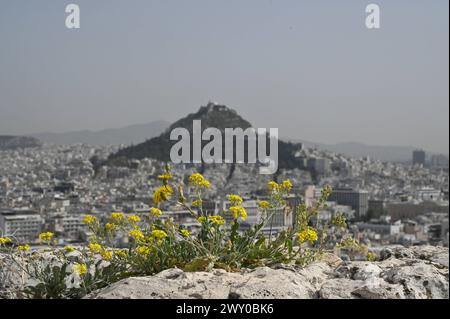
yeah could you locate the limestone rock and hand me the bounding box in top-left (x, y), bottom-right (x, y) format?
top-left (88, 246), bottom-right (449, 299)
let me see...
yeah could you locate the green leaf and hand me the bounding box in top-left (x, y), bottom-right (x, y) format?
top-left (286, 239), bottom-right (293, 255)
top-left (184, 256), bottom-right (215, 272)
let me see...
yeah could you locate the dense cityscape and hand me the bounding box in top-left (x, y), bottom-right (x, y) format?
top-left (1, 140), bottom-right (448, 257)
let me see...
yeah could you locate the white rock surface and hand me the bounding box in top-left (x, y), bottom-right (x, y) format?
top-left (88, 246), bottom-right (449, 299)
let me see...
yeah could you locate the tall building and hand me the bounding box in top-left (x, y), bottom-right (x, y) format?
top-left (0, 209), bottom-right (44, 242)
top-left (328, 188), bottom-right (369, 218)
top-left (307, 157), bottom-right (330, 175)
top-left (416, 188), bottom-right (442, 201)
top-left (48, 214), bottom-right (87, 240)
top-left (413, 150), bottom-right (426, 166)
top-left (431, 154), bottom-right (449, 168)
top-left (368, 199), bottom-right (386, 218)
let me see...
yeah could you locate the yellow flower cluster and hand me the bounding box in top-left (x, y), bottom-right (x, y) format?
top-left (101, 250), bottom-right (113, 261)
top-left (197, 216), bottom-right (207, 223)
top-left (267, 181), bottom-right (279, 191)
top-left (39, 232), bottom-right (54, 242)
top-left (180, 229), bottom-right (191, 237)
top-left (151, 229), bottom-right (168, 239)
top-left (228, 194), bottom-right (243, 205)
top-left (111, 212), bottom-right (125, 223)
top-left (116, 249), bottom-right (128, 259)
top-left (73, 263), bottom-right (87, 276)
top-left (281, 180), bottom-right (293, 192)
top-left (197, 215), bottom-right (226, 225)
top-left (136, 245), bottom-right (152, 257)
top-left (158, 173), bottom-right (173, 181)
top-left (0, 237), bottom-right (12, 245)
top-left (64, 245), bottom-right (75, 253)
top-left (88, 243), bottom-right (103, 254)
top-left (105, 223), bottom-right (116, 231)
top-left (127, 215), bottom-right (141, 223)
top-left (17, 245), bottom-right (30, 252)
top-left (267, 180), bottom-right (293, 192)
top-left (150, 207), bottom-right (162, 218)
top-left (128, 229), bottom-right (145, 241)
top-left (229, 206), bottom-right (247, 221)
top-left (209, 215), bottom-right (226, 226)
top-left (82, 215), bottom-right (97, 225)
top-left (191, 199), bottom-right (203, 207)
top-left (297, 227), bottom-right (318, 243)
top-left (188, 173), bottom-right (211, 189)
top-left (153, 185), bottom-right (174, 205)
top-left (88, 243), bottom-right (113, 261)
top-left (258, 200), bottom-right (270, 209)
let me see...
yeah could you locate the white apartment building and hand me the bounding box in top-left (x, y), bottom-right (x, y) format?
top-left (0, 209), bottom-right (44, 242)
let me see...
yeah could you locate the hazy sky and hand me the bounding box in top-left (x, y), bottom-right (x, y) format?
top-left (0, 0), bottom-right (448, 153)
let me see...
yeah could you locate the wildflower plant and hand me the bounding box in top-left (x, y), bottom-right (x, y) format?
top-left (0, 164), bottom-right (364, 299)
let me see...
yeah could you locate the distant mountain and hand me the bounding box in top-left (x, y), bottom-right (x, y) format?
top-left (31, 121), bottom-right (169, 146)
top-left (286, 139), bottom-right (439, 163)
top-left (102, 103), bottom-right (303, 170)
top-left (0, 136), bottom-right (42, 150)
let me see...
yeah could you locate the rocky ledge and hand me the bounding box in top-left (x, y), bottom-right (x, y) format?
top-left (88, 245), bottom-right (449, 299)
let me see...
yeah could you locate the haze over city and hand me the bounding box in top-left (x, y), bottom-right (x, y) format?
top-left (0, 1), bottom-right (449, 303)
top-left (0, 0), bottom-right (448, 154)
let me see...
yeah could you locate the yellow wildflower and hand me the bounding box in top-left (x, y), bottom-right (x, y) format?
top-left (297, 227), bottom-right (318, 243)
top-left (189, 173), bottom-right (210, 189)
top-left (228, 194), bottom-right (243, 205)
top-left (158, 173), bottom-right (173, 181)
top-left (229, 206), bottom-right (247, 221)
top-left (39, 232), bottom-right (55, 241)
top-left (209, 215), bottom-right (226, 226)
top-left (191, 199), bottom-right (203, 207)
top-left (127, 215), bottom-right (141, 223)
top-left (73, 263), bottom-right (87, 276)
top-left (153, 185), bottom-right (174, 205)
top-left (151, 229), bottom-right (168, 239)
top-left (197, 216), bottom-right (207, 223)
top-left (128, 229), bottom-right (145, 241)
top-left (63, 245), bottom-right (76, 253)
top-left (39, 232), bottom-right (54, 242)
top-left (82, 215), bottom-right (97, 225)
top-left (115, 249), bottom-right (128, 259)
top-left (150, 207), bottom-right (162, 218)
top-left (105, 223), bottom-right (116, 231)
top-left (101, 250), bottom-right (113, 261)
top-left (111, 212), bottom-right (125, 223)
top-left (282, 180), bottom-right (293, 192)
top-left (258, 200), bottom-right (270, 209)
top-left (240, 209), bottom-right (247, 221)
top-left (180, 229), bottom-right (191, 237)
top-left (267, 181), bottom-right (280, 191)
top-left (136, 245), bottom-right (152, 256)
top-left (88, 243), bottom-right (103, 254)
top-left (0, 237), bottom-right (12, 245)
top-left (17, 245), bottom-right (30, 252)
